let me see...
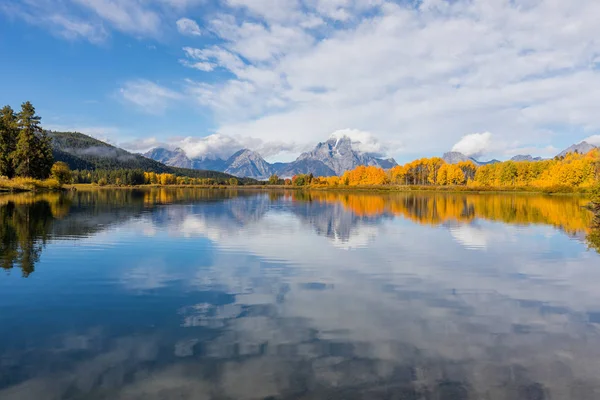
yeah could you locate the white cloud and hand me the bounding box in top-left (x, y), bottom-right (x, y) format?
top-left (451, 132), bottom-right (493, 157)
top-left (0, 2), bottom-right (108, 43)
top-left (119, 137), bottom-right (163, 153)
top-left (119, 80), bottom-right (183, 113)
top-left (177, 0), bottom-right (600, 160)
top-left (21, 0), bottom-right (600, 160)
top-left (171, 133), bottom-right (298, 159)
top-left (178, 134), bottom-right (247, 159)
top-left (176, 17), bottom-right (202, 36)
top-left (224, 0), bottom-right (302, 23)
top-left (584, 135), bottom-right (600, 147)
top-left (71, 0), bottom-right (161, 36)
top-left (330, 129), bottom-right (398, 157)
top-left (47, 14), bottom-right (108, 43)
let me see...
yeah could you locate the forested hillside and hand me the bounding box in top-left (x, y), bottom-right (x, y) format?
top-left (49, 131), bottom-right (255, 184)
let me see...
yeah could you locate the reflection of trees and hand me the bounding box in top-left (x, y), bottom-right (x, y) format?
top-left (588, 212), bottom-right (600, 253)
top-left (303, 192), bottom-right (595, 235)
top-left (3, 189), bottom-right (600, 278)
top-left (0, 198), bottom-right (57, 277)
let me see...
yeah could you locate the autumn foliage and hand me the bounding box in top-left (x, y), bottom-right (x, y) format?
top-left (309, 149), bottom-right (600, 190)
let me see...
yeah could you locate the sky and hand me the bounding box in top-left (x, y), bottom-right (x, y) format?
top-left (1, 0), bottom-right (600, 163)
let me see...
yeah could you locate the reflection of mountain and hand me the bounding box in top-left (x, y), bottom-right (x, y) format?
top-left (286, 196), bottom-right (391, 246)
top-left (1, 189), bottom-right (598, 277)
top-left (3, 190), bottom-right (600, 400)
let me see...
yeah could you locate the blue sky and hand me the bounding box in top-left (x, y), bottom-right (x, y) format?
top-left (1, 0), bottom-right (600, 163)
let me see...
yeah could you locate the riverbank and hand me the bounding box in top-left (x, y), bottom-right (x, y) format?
top-left (64, 183), bottom-right (596, 196)
top-left (0, 177), bottom-right (63, 193)
top-left (308, 184), bottom-right (593, 195)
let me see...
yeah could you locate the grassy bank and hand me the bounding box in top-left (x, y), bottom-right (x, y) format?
top-left (64, 182), bottom-right (595, 196)
top-left (308, 184), bottom-right (594, 195)
top-left (0, 177), bottom-right (63, 193)
top-left (67, 183), bottom-right (298, 191)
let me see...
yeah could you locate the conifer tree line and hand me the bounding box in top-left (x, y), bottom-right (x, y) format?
top-left (0, 102), bottom-right (53, 180)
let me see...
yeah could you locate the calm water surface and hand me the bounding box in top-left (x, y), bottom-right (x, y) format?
top-left (1, 189), bottom-right (600, 399)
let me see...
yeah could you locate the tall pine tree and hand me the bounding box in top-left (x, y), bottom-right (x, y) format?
top-left (14, 102), bottom-right (53, 179)
top-left (0, 105), bottom-right (18, 178)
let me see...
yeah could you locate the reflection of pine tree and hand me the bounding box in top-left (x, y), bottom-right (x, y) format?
top-left (589, 185), bottom-right (600, 254)
top-left (0, 199), bottom-right (54, 277)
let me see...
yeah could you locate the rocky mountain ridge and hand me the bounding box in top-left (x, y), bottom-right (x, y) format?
top-left (144, 136), bottom-right (398, 179)
top-left (442, 152), bottom-right (501, 166)
top-left (443, 141), bottom-right (598, 166)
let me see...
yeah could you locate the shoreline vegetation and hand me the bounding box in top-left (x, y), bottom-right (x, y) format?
top-left (2, 101), bottom-right (600, 204)
top-left (2, 189), bottom-right (599, 277)
top-left (55, 183), bottom-right (593, 196)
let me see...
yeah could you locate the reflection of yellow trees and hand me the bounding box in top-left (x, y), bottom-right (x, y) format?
top-left (298, 192), bottom-right (594, 235)
top-left (141, 188), bottom-right (242, 206)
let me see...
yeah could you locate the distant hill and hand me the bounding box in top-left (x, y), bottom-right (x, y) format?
top-left (510, 155), bottom-right (543, 162)
top-left (145, 135), bottom-right (398, 179)
top-left (442, 151), bottom-right (500, 166)
top-left (48, 131), bottom-right (254, 183)
top-left (556, 141), bottom-right (597, 158)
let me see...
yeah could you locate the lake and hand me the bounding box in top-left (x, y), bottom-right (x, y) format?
top-left (1, 189), bottom-right (600, 399)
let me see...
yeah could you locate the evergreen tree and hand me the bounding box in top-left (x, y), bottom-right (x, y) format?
top-left (0, 105), bottom-right (18, 178)
top-left (14, 101), bottom-right (52, 179)
top-left (34, 130), bottom-right (54, 179)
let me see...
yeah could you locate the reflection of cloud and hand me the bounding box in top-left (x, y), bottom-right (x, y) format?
top-left (3, 192), bottom-right (600, 399)
top-left (179, 303), bottom-right (242, 328)
top-left (448, 224), bottom-right (489, 250)
top-left (120, 260), bottom-right (176, 290)
top-left (330, 224), bottom-right (381, 250)
top-left (179, 215), bottom-right (233, 241)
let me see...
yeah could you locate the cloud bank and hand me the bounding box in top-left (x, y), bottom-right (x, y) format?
top-left (5, 0), bottom-right (600, 160)
top-left (452, 132), bottom-right (493, 158)
top-left (174, 0), bottom-right (600, 159)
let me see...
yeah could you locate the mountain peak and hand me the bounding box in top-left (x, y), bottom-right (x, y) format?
top-left (557, 141), bottom-right (597, 158)
top-left (298, 137), bottom-right (396, 175)
top-left (144, 137), bottom-right (398, 179)
top-left (443, 151), bottom-right (499, 166)
top-left (510, 155), bottom-right (543, 162)
top-left (225, 148), bottom-right (273, 179)
top-left (443, 151), bottom-right (472, 164)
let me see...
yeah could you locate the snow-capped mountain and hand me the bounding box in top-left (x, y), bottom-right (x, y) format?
top-left (143, 135), bottom-right (398, 179)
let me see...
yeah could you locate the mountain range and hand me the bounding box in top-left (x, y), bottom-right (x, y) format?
top-left (443, 141), bottom-right (597, 166)
top-left (144, 136), bottom-right (398, 180)
top-left (47, 130), bottom-right (598, 180)
top-left (47, 131), bottom-right (256, 184)
top-left (556, 141), bottom-right (597, 158)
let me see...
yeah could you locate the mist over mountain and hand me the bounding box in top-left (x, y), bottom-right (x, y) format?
top-left (145, 135), bottom-right (398, 179)
top-left (48, 131), bottom-right (250, 183)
